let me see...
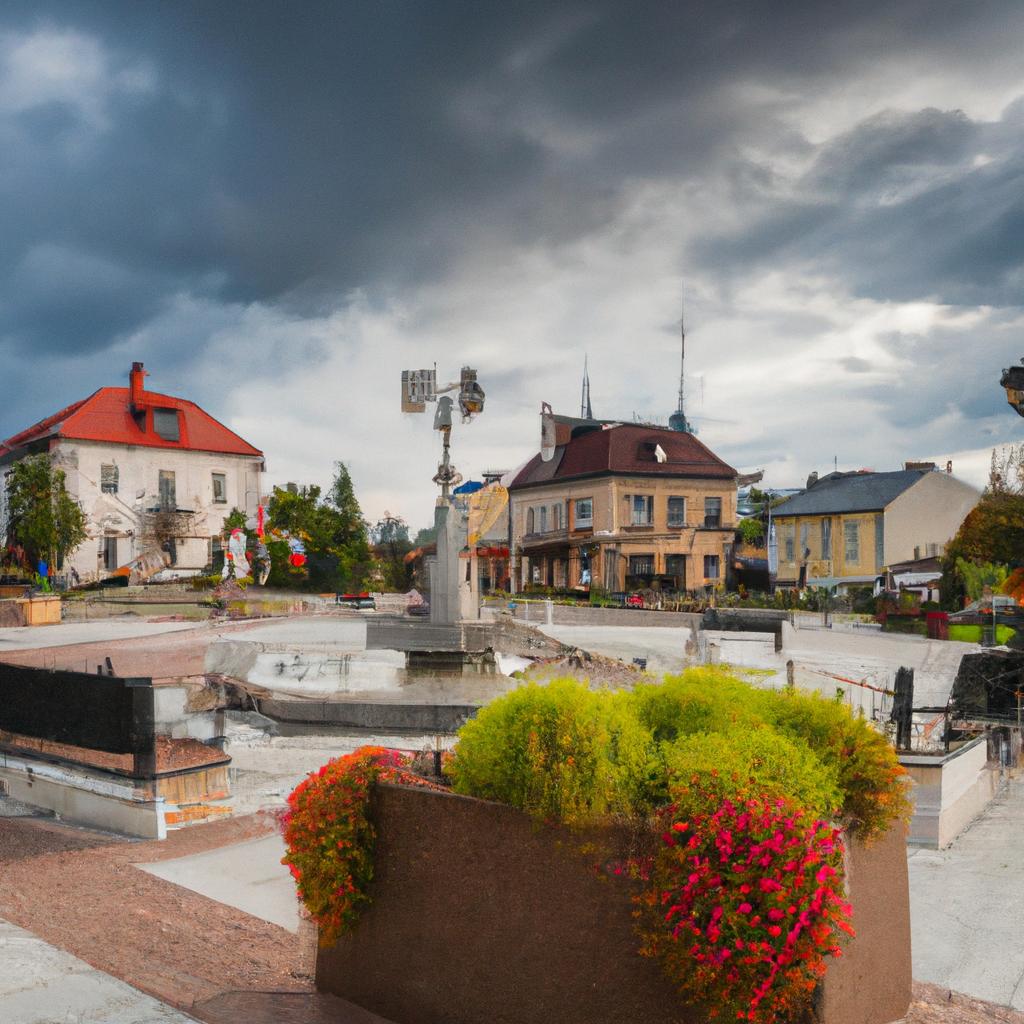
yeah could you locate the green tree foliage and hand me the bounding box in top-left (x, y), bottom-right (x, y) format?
top-left (412, 524), bottom-right (438, 547)
top-left (940, 485), bottom-right (1024, 608)
top-left (266, 463), bottom-right (372, 592)
top-left (737, 517), bottom-right (765, 545)
top-left (370, 512), bottom-right (413, 592)
top-left (4, 454), bottom-right (87, 568)
top-left (955, 558), bottom-right (1009, 601)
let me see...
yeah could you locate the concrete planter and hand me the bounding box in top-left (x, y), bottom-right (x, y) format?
top-left (316, 784), bottom-right (911, 1024)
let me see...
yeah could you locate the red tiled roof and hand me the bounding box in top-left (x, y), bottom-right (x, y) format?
top-left (510, 423), bottom-right (736, 489)
top-left (0, 387), bottom-right (262, 459)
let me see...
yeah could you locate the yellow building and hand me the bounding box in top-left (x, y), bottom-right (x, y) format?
top-left (771, 467), bottom-right (979, 591)
top-left (509, 419), bottom-right (737, 593)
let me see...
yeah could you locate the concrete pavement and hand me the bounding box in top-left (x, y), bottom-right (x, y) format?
top-left (908, 774), bottom-right (1024, 1010)
top-left (0, 618), bottom-right (199, 652)
top-left (137, 834), bottom-right (300, 933)
top-left (0, 917), bottom-right (195, 1023)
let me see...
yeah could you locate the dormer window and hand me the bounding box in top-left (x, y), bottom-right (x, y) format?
top-left (153, 408), bottom-right (180, 442)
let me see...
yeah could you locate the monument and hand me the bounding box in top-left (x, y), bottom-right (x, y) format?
top-left (401, 366), bottom-right (485, 625)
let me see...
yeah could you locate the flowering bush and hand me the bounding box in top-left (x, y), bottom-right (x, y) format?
top-left (281, 746), bottom-right (440, 945)
top-left (640, 786), bottom-right (853, 1023)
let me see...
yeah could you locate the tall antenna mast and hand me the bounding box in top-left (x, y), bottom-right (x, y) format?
top-left (678, 283), bottom-right (686, 415)
top-left (580, 354), bottom-right (593, 419)
top-left (669, 280), bottom-right (694, 433)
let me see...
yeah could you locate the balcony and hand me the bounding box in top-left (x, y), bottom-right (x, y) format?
top-left (520, 527), bottom-right (569, 549)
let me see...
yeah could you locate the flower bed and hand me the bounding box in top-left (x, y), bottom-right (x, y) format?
top-left (284, 670), bottom-right (912, 1024)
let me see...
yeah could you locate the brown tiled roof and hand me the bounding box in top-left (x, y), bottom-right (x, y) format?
top-left (510, 423), bottom-right (736, 489)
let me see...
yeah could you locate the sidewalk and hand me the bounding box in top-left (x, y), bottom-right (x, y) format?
top-left (909, 773), bottom-right (1024, 1010)
top-left (0, 917), bottom-right (195, 1023)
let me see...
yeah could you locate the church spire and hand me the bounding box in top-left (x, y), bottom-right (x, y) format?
top-left (581, 354), bottom-right (594, 419)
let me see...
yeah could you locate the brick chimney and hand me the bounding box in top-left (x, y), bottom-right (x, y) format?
top-left (129, 361), bottom-right (148, 410)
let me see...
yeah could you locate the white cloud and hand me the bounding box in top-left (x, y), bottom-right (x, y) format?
top-left (0, 26), bottom-right (155, 133)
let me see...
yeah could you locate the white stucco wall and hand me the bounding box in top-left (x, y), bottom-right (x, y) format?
top-left (884, 472), bottom-right (980, 565)
top-left (53, 440), bottom-right (263, 580)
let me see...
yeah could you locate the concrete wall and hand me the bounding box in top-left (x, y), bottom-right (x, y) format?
top-left (53, 439), bottom-right (262, 580)
top-left (503, 600), bottom-right (701, 629)
top-left (317, 784), bottom-right (911, 1024)
top-left (885, 472), bottom-right (980, 565)
top-left (901, 736), bottom-right (1000, 848)
top-left (0, 752), bottom-right (166, 838)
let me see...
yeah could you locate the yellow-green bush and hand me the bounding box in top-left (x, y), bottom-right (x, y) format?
top-left (448, 679), bottom-right (656, 824)
top-left (663, 728), bottom-right (843, 821)
top-left (449, 668), bottom-right (908, 839)
top-left (758, 688), bottom-right (911, 839)
top-left (631, 670), bottom-right (769, 744)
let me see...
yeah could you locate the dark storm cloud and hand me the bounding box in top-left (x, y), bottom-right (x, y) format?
top-left (4, 0), bottom-right (1024, 486)
top-left (694, 102), bottom-right (1024, 307)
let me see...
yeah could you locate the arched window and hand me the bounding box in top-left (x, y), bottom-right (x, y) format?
top-left (526, 508), bottom-right (535, 534)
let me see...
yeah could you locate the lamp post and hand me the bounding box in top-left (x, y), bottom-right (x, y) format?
top-left (401, 365), bottom-right (486, 624)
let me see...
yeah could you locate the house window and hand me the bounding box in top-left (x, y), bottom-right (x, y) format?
top-left (784, 525), bottom-right (795, 562)
top-left (629, 554), bottom-right (654, 577)
top-left (821, 517), bottom-right (832, 559)
top-left (704, 554), bottom-right (720, 579)
top-left (102, 536), bottom-right (118, 571)
top-left (526, 508), bottom-right (535, 534)
top-left (667, 496), bottom-right (686, 528)
top-left (158, 470), bottom-right (176, 512)
top-left (704, 497), bottom-right (722, 528)
top-left (153, 408), bottom-right (180, 442)
top-left (629, 494), bottom-right (654, 526)
top-left (799, 523), bottom-right (810, 560)
top-left (212, 473), bottom-right (227, 504)
top-left (539, 506), bottom-right (548, 534)
top-left (574, 498), bottom-right (593, 528)
top-left (552, 503), bottom-right (562, 531)
top-left (100, 464), bottom-right (119, 494)
top-left (844, 520), bottom-right (860, 563)
top-left (666, 554), bottom-right (686, 583)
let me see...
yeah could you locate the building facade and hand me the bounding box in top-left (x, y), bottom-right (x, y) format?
top-left (772, 467), bottom-right (979, 590)
top-left (0, 362), bottom-right (263, 582)
top-left (509, 419), bottom-right (737, 593)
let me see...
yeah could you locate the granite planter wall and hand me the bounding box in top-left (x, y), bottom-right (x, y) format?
top-left (316, 784), bottom-right (912, 1024)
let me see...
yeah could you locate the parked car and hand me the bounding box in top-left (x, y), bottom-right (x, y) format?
top-left (336, 592), bottom-right (376, 609)
top-left (949, 595), bottom-right (1024, 626)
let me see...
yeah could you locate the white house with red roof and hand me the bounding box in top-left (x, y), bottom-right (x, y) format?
top-left (0, 362), bottom-right (264, 582)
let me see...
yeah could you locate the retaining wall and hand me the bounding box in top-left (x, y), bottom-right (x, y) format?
top-left (317, 784), bottom-right (911, 1024)
top-left (900, 736), bottom-right (1000, 848)
top-left (499, 600), bottom-right (702, 629)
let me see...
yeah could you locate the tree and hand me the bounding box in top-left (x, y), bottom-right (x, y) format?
top-left (265, 463), bottom-right (372, 592)
top-left (371, 512), bottom-right (413, 591)
top-left (940, 447), bottom-right (1024, 607)
top-left (5, 454), bottom-right (87, 571)
top-left (412, 524), bottom-right (438, 547)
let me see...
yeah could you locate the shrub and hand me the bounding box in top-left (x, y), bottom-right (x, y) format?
top-left (631, 670), bottom-right (770, 746)
top-left (663, 729), bottom-right (843, 822)
top-left (448, 679), bottom-right (657, 824)
top-left (639, 786), bottom-right (853, 1023)
top-left (281, 746), bottom-right (441, 945)
top-left (758, 689), bottom-right (910, 840)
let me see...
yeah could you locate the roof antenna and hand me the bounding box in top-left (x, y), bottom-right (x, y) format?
top-left (669, 280), bottom-right (694, 433)
top-left (580, 354), bottom-right (593, 419)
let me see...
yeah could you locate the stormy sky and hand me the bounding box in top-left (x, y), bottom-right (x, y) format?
top-left (2, 1), bottom-right (1023, 527)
